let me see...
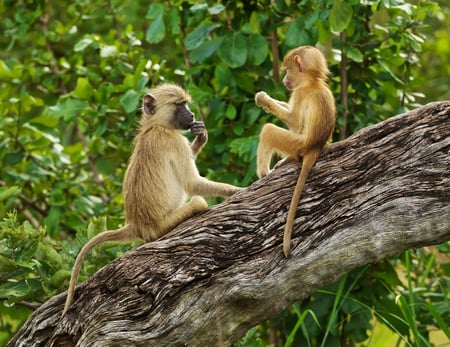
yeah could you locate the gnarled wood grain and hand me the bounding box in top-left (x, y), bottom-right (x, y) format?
top-left (9, 101), bottom-right (450, 347)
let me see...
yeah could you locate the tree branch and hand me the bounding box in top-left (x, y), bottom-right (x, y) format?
top-left (9, 102), bottom-right (450, 347)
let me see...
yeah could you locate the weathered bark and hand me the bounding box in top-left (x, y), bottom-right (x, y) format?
top-left (9, 102), bottom-right (450, 347)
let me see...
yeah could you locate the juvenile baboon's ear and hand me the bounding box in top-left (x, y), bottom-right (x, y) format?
top-left (143, 94), bottom-right (156, 115)
top-left (294, 55), bottom-right (303, 72)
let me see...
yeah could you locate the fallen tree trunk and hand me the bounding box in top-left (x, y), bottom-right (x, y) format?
top-left (9, 101), bottom-right (450, 347)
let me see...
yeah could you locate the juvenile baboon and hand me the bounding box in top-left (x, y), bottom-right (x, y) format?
top-left (63, 83), bottom-right (242, 314)
top-left (255, 46), bottom-right (335, 256)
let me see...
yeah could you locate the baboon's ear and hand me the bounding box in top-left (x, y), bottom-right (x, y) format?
top-left (143, 94), bottom-right (156, 115)
top-left (294, 55), bottom-right (303, 72)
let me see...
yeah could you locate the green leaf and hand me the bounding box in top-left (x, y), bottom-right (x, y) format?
top-left (74, 37), bottom-right (94, 52)
top-left (208, 4), bottom-right (225, 15)
top-left (190, 3), bottom-right (208, 12)
top-left (305, 10), bottom-right (320, 29)
top-left (120, 89), bottom-right (140, 114)
top-left (229, 136), bottom-right (258, 161)
top-left (0, 255), bottom-right (18, 277)
top-left (145, 2), bottom-right (164, 19)
top-left (29, 114), bottom-right (59, 128)
top-left (0, 60), bottom-right (15, 79)
top-left (50, 269), bottom-right (71, 288)
top-left (37, 243), bottom-right (62, 267)
top-left (0, 280), bottom-right (29, 298)
top-left (214, 63), bottom-right (232, 92)
top-left (379, 61), bottom-right (404, 84)
top-left (248, 11), bottom-right (261, 34)
top-left (4, 152), bottom-right (25, 165)
top-left (241, 103), bottom-right (261, 125)
top-left (86, 216), bottom-right (107, 240)
top-left (95, 157), bottom-right (116, 175)
top-left (246, 34), bottom-right (268, 66)
top-left (145, 4), bottom-right (165, 44)
top-left (329, 0), bottom-right (353, 32)
top-left (185, 23), bottom-right (220, 51)
top-left (217, 32), bottom-right (248, 68)
top-left (146, 16), bottom-right (165, 43)
top-left (235, 72), bottom-right (255, 94)
top-left (167, 8), bottom-right (181, 35)
top-left (51, 99), bottom-right (89, 121)
top-left (0, 186), bottom-right (21, 202)
top-left (73, 77), bottom-right (93, 100)
top-left (225, 104), bottom-right (237, 120)
top-left (345, 46), bottom-right (363, 63)
top-left (232, 123), bottom-right (244, 136)
top-left (285, 17), bottom-right (318, 47)
top-left (190, 38), bottom-right (223, 64)
top-left (100, 45), bottom-right (117, 58)
top-left (187, 82), bottom-right (214, 103)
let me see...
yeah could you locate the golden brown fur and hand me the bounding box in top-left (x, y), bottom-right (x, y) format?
top-left (63, 83), bottom-right (242, 315)
top-left (255, 46), bottom-right (335, 256)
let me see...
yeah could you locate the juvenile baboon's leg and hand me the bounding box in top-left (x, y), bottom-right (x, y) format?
top-left (257, 124), bottom-right (305, 177)
top-left (156, 196), bottom-right (208, 237)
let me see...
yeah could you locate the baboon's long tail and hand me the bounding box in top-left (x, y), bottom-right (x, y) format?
top-left (283, 150), bottom-right (321, 257)
top-left (62, 225), bottom-right (134, 316)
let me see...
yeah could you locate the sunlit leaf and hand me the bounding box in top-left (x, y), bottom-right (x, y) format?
top-left (100, 45), bottom-right (117, 58)
top-left (0, 60), bottom-right (15, 79)
top-left (190, 3), bottom-right (208, 12)
top-left (345, 46), bottom-right (363, 63)
top-left (73, 77), bottom-right (93, 100)
top-left (74, 36), bottom-right (94, 51)
top-left (29, 114), bottom-right (59, 128)
top-left (208, 4), bottom-right (225, 15)
top-left (248, 11), bottom-right (260, 33)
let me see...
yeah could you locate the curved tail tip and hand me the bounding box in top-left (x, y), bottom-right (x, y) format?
top-left (283, 242), bottom-right (291, 257)
top-left (62, 299), bottom-right (71, 317)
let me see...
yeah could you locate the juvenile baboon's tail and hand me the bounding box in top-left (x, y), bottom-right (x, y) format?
top-left (283, 150), bottom-right (321, 257)
top-left (62, 225), bottom-right (134, 316)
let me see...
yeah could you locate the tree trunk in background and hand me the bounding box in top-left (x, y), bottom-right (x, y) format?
top-left (9, 101), bottom-right (450, 347)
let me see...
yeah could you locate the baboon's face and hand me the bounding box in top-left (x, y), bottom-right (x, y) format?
top-left (171, 102), bottom-right (194, 130)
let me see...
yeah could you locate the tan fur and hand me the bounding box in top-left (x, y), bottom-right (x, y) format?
top-left (63, 83), bottom-right (242, 315)
top-left (255, 46), bottom-right (335, 256)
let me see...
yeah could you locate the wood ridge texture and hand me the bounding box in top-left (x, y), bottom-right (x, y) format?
top-left (9, 101), bottom-right (450, 347)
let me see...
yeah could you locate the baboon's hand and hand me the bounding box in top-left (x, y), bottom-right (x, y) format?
top-left (255, 91), bottom-right (272, 113)
top-left (255, 91), bottom-right (269, 107)
top-left (190, 121), bottom-right (208, 144)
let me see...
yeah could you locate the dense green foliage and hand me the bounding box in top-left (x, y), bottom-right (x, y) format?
top-left (0, 0), bottom-right (449, 345)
